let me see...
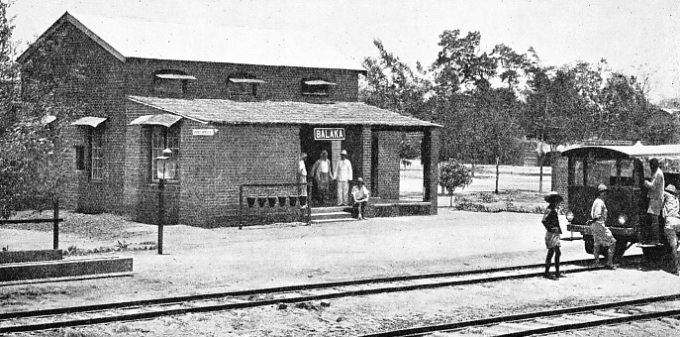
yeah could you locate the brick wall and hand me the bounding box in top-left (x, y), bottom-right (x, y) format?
top-left (178, 122), bottom-right (300, 227)
top-left (423, 128), bottom-right (440, 214)
top-left (374, 131), bottom-right (401, 200)
top-left (124, 58), bottom-right (360, 102)
top-left (21, 21), bottom-right (127, 215)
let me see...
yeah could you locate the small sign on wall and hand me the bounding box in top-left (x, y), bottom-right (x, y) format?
top-left (314, 128), bottom-right (345, 141)
top-left (192, 129), bottom-right (216, 136)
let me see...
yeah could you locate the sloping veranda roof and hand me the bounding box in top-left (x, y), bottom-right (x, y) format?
top-left (127, 96), bottom-right (441, 128)
top-left (18, 12), bottom-right (364, 72)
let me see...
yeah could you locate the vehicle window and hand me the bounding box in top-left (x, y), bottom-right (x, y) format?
top-left (588, 158), bottom-right (616, 187)
top-left (573, 158), bottom-right (584, 186)
top-left (619, 159), bottom-right (635, 186)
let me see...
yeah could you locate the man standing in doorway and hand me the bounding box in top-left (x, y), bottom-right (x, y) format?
top-left (312, 150), bottom-right (333, 205)
top-left (335, 150), bottom-right (353, 206)
top-left (298, 152), bottom-right (308, 204)
top-left (643, 158), bottom-right (664, 245)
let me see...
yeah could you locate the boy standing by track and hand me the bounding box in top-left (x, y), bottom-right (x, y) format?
top-left (542, 191), bottom-right (564, 280)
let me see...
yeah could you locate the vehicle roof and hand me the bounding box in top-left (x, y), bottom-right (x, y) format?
top-left (562, 143), bottom-right (680, 159)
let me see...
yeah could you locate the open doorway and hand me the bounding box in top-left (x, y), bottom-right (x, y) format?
top-left (300, 127), bottom-right (337, 207)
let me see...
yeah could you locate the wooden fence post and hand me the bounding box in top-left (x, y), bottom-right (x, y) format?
top-left (53, 200), bottom-right (59, 250)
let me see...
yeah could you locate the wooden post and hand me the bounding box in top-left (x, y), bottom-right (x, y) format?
top-left (158, 179), bottom-right (165, 255)
top-left (53, 200), bottom-right (59, 250)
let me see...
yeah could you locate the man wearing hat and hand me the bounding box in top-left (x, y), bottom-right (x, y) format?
top-left (311, 150), bottom-right (333, 205)
top-left (351, 177), bottom-right (370, 220)
top-left (663, 184), bottom-right (680, 275)
top-left (590, 184), bottom-right (617, 269)
top-left (542, 191), bottom-right (564, 279)
top-left (334, 150), bottom-right (353, 206)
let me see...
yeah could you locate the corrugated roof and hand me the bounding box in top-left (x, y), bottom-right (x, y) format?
top-left (127, 96), bottom-right (440, 128)
top-left (19, 12), bottom-right (364, 72)
top-left (71, 116), bottom-right (107, 127)
top-left (129, 114), bottom-right (183, 127)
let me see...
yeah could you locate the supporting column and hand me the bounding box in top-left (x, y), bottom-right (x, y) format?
top-left (422, 128), bottom-right (440, 214)
top-left (360, 126), bottom-right (372, 191)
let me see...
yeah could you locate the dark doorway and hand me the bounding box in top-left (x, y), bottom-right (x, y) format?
top-left (300, 127), bottom-right (334, 206)
top-left (371, 133), bottom-right (379, 196)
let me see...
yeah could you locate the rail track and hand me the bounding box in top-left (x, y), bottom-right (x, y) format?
top-left (1, 256), bottom-right (642, 334)
top-left (359, 293), bottom-right (680, 337)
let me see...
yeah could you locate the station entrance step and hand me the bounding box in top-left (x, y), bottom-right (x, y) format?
top-left (311, 206), bottom-right (356, 224)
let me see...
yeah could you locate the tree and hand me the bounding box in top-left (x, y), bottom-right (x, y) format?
top-left (439, 160), bottom-right (472, 206)
top-left (361, 40), bottom-right (431, 160)
top-left (429, 30), bottom-right (528, 193)
top-left (524, 64), bottom-right (595, 191)
top-left (0, 2), bottom-right (89, 218)
top-left (361, 39), bottom-right (431, 119)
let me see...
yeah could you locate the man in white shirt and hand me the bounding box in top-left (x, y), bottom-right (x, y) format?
top-left (643, 158), bottom-right (664, 245)
top-left (298, 152), bottom-right (308, 198)
top-left (351, 177), bottom-right (369, 220)
top-left (334, 150), bottom-right (353, 206)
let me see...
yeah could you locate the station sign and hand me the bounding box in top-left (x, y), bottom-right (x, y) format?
top-left (192, 129), bottom-right (216, 136)
top-left (314, 128), bottom-right (345, 141)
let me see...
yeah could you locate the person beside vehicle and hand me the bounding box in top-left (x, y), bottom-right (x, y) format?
top-left (590, 184), bottom-right (617, 269)
top-left (542, 191), bottom-right (564, 280)
top-left (663, 184), bottom-right (680, 275)
top-left (643, 158), bottom-right (665, 245)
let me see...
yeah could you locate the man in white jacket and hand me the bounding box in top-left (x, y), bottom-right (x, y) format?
top-left (334, 150), bottom-right (353, 206)
top-left (643, 158), bottom-right (664, 245)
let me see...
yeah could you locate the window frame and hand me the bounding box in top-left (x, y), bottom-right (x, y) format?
top-left (150, 125), bottom-right (180, 183)
top-left (152, 70), bottom-right (193, 97)
top-left (301, 78), bottom-right (335, 96)
top-left (89, 128), bottom-right (104, 181)
top-left (227, 73), bottom-right (262, 98)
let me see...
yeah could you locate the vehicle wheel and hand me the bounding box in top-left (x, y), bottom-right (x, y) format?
top-left (584, 235), bottom-right (594, 254)
top-left (642, 246), bottom-right (666, 261)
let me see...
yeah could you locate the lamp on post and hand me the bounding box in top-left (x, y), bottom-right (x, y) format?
top-left (156, 148), bottom-right (173, 255)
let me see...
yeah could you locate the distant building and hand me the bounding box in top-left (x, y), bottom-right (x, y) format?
top-left (18, 13), bottom-right (441, 227)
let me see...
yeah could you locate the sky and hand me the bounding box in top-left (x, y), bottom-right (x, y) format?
top-left (8, 0), bottom-right (679, 103)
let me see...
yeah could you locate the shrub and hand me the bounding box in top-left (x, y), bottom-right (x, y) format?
top-left (439, 160), bottom-right (473, 206)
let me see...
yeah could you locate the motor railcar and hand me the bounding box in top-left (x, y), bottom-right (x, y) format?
top-left (562, 143), bottom-right (680, 260)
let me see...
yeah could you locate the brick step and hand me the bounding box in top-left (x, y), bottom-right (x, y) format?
top-left (310, 212), bottom-right (354, 221)
top-left (0, 249), bottom-right (63, 264)
top-left (311, 206), bottom-right (353, 214)
top-left (0, 271), bottom-right (133, 286)
top-left (0, 256), bottom-right (133, 282)
top-left (311, 218), bottom-right (358, 225)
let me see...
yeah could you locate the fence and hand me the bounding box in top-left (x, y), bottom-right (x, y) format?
top-left (239, 183), bottom-right (311, 227)
top-left (0, 202), bottom-right (64, 250)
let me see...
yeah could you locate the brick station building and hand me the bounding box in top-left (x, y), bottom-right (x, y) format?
top-left (18, 12), bottom-right (440, 227)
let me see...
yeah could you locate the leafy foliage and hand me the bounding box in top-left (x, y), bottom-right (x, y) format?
top-left (0, 2), bottom-right (87, 218)
top-left (439, 160), bottom-right (472, 196)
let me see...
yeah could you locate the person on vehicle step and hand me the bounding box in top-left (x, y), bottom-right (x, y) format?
top-left (663, 184), bottom-right (680, 276)
top-left (542, 191), bottom-right (564, 280)
top-left (590, 184), bottom-right (617, 269)
top-left (643, 158), bottom-right (664, 245)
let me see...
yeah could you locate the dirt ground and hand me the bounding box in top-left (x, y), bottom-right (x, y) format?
top-left (3, 166), bottom-right (676, 336)
top-left (2, 208), bottom-right (677, 336)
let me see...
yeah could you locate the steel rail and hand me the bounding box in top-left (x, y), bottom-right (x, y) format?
top-left (0, 255), bottom-right (641, 333)
top-left (358, 293), bottom-right (680, 337)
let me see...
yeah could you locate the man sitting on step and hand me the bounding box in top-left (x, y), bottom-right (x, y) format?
top-left (351, 177), bottom-right (370, 220)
